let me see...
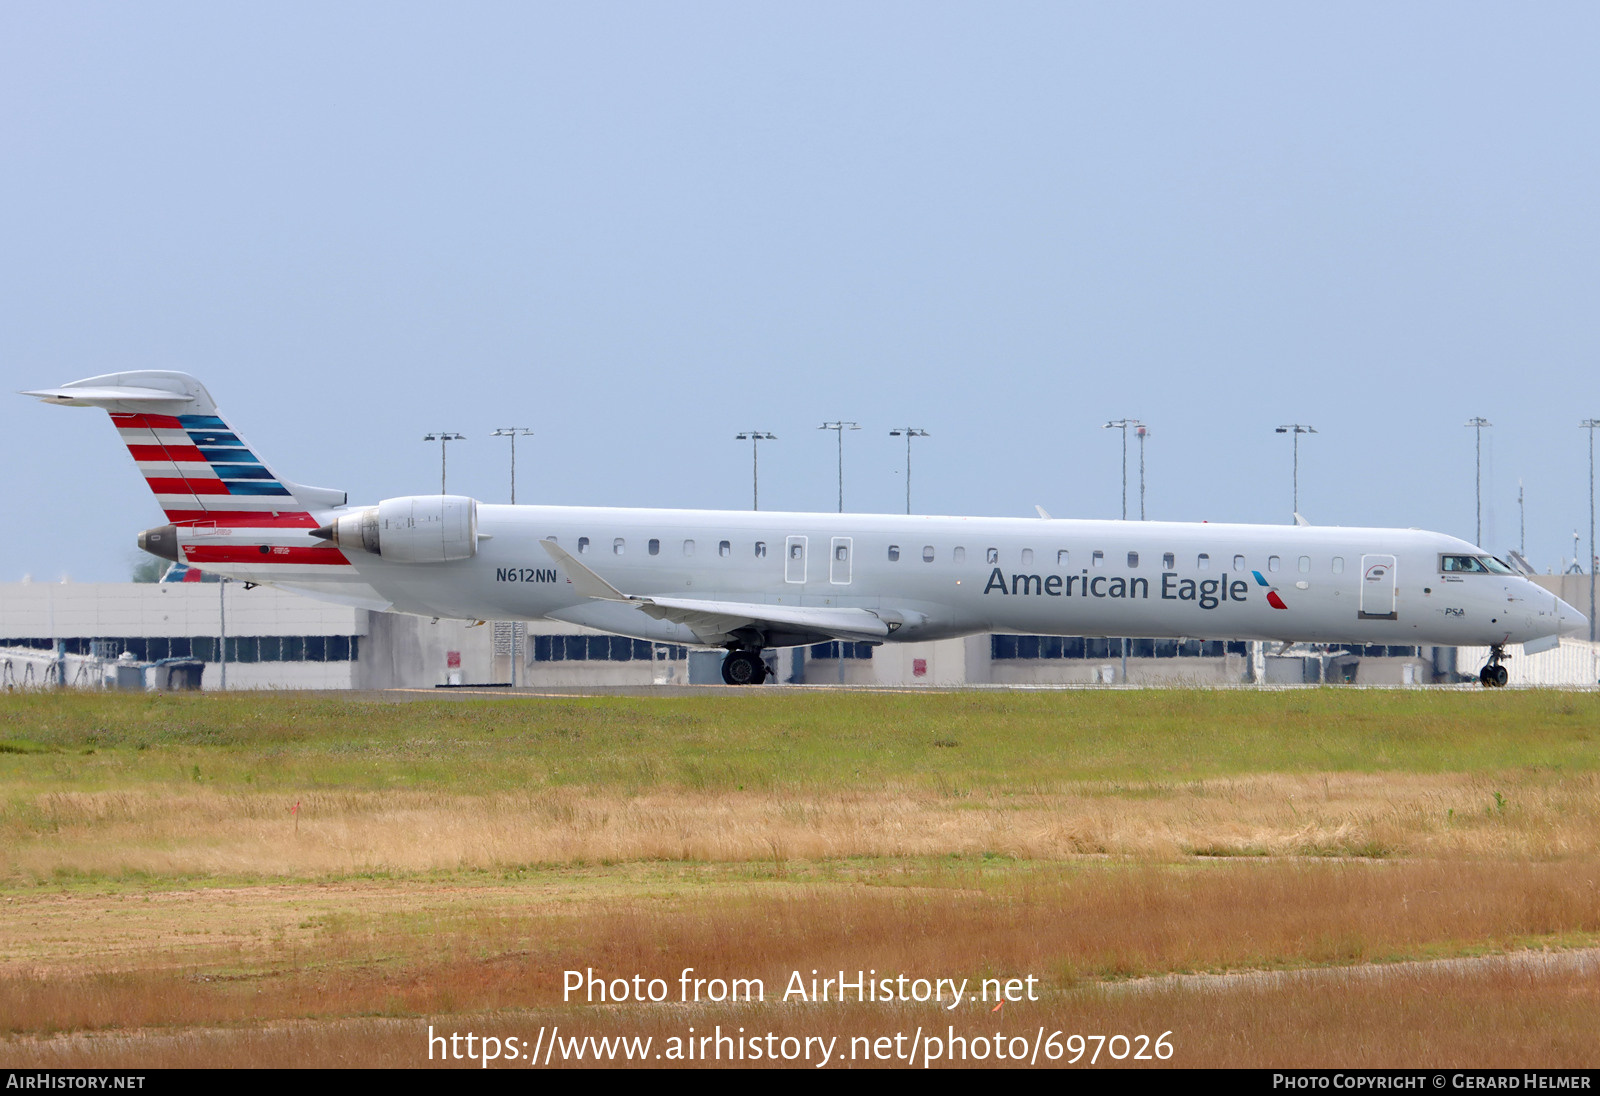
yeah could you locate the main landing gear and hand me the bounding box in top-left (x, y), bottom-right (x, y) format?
top-left (720, 649), bottom-right (771, 686)
top-left (1478, 645), bottom-right (1509, 688)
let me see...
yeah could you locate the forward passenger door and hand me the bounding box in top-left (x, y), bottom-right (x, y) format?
top-left (1358, 554), bottom-right (1397, 620)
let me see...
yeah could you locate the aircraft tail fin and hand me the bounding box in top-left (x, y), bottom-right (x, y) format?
top-left (25, 371), bottom-right (346, 530)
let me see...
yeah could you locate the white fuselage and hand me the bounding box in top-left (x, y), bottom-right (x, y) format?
top-left (259, 505), bottom-right (1583, 652)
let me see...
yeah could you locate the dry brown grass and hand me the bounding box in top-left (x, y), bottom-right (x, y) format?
top-left (7, 771), bottom-right (1600, 882)
top-left (3, 857), bottom-right (1598, 1040)
top-left (6, 958), bottom-right (1598, 1068)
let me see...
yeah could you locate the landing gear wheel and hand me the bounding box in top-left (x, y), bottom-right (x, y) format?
top-left (1479, 645), bottom-right (1509, 688)
top-left (721, 650), bottom-right (768, 685)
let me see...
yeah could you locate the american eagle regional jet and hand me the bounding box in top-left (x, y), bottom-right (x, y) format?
top-left (29, 371), bottom-right (1588, 687)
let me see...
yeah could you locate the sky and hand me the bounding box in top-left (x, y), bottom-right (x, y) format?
top-left (3, 1), bottom-right (1598, 583)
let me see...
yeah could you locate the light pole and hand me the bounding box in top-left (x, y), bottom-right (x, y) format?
top-left (423, 432), bottom-right (466, 494)
top-left (490, 428), bottom-right (533, 504)
top-left (1518, 479), bottom-right (1525, 557)
top-left (1583, 418), bottom-right (1598, 642)
top-left (1102, 419), bottom-right (1141, 520)
top-left (889, 428), bottom-right (930, 514)
top-left (218, 576), bottom-right (228, 691)
top-left (491, 427), bottom-right (532, 688)
top-left (1464, 417), bottom-right (1491, 545)
top-left (818, 421), bottom-right (860, 512)
top-left (735, 431), bottom-right (777, 510)
top-left (1135, 423), bottom-right (1150, 520)
top-left (1275, 424), bottom-right (1317, 520)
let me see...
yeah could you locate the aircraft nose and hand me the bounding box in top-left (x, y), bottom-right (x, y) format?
top-left (1557, 597), bottom-right (1589, 638)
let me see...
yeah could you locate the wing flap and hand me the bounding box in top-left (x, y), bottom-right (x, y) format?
top-left (635, 596), bottom-right (891, 643)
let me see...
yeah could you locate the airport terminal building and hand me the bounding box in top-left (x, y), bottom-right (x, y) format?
top-left (3, 575), bottom-right (1593, 689)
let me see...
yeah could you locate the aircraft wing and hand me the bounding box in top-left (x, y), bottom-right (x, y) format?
top-left (539, 539), bottom-right (891, 646)
top-left (628, 595), bottom-right (891, 643)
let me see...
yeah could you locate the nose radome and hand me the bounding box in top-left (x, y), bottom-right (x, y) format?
top-left (1557, 597), bottom-right (1589, 638)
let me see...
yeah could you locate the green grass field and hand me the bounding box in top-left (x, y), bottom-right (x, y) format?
top-left (5, 688), bottom-right (1598, 792)
top-left (2, 688), bottom-right (1598, 1068)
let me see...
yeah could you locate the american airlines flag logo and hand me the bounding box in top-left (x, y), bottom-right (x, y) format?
top-left (1251, 570), bottom-right (1289, 610)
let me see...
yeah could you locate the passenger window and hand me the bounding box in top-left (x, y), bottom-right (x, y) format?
top-left (1163, 552), bottom-right (1175, 569)
top-left (755, 541), bottom-right (767, 558)
top-left (1268, 555), bottom-right (1280, 572)
top-left (1298, 556), bottom-right (1311, 573)
top-left (1021, 548), bottom-right (1034, 566)
top-left (790, 543), bottom-right (802, 560)
top-left (1197, 553), bottom-right (1210, 570)
top-left (1233, 554), bottom-right (1246, 571)
top-left (835, 545), bottom-right (848, 562)
top-left (613, 538), bottom-right (625, 555)
top-left (922, 545), bottom-right (935, 562)
top-left (953, 546), bottom-right (966, 563)
top-left (986, 547), bottom-right (999, 564)
top-left (719, 540), bottom-right (730, 558)
top-left (887, 545), bottom-right (900, 562)
top-left (578, 537), bottom-right (590, 554)
top-left (1127, 551), bottom-right (1139, 568)
top-left (648, 538), bottom-right (660, 556)
top-left (1331, 556), bottom-right (1344, 574)
top-left (1092, 550), bottom-right (1104, 568)
top-left (1057, 550), bottom-right (1070, 567)
top-left (683, 540), bottom-right (695, 556)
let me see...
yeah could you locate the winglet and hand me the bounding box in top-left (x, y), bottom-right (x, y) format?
top-left (538, 539), bottom-right (630, 601)
top-left (1034, 505), bottom-right (1053, 520)
top-left (1293, 512), bottom-right (1311, 527)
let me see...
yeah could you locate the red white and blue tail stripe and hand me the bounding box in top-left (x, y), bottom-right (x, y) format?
top-left (112, 410), bottom-right (324, 531)
top-left (26, 371), bottom-right (365, 584)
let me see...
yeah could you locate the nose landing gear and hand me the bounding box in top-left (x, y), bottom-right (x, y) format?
top-left (1477, 645), bottom-right (1509, 688)
top-left (720, 649), bottom-right (770, 685)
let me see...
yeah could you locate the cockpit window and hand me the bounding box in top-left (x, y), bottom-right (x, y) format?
top-left (1481, 556), bottom-right (1514, 574)
top-left (1441, 555), bottom-right (1488, 573)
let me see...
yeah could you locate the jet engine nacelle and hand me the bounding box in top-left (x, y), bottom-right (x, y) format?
top-left (317, 495), bottom-right (479, 563)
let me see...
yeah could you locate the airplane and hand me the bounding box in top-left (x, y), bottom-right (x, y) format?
top-left (27, 370), bottom-right (1589, 688)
